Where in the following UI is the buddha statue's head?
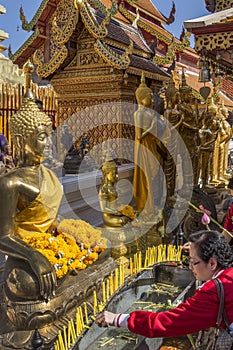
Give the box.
[165,78,178,106]
[101,155,118,185]
[10,60,52,164]
[208,97,218,117]
[219,101,229,119]
[179,68,192,101]
[135,72,153,107]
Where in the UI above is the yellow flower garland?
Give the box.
[23,219,107,279]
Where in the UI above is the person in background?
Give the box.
[95,230,233,343]
[0,133,8,161]
[222,176,233,244]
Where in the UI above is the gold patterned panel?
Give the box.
[33,0,79,77]
[216,0,233,11]
[58,98,134,163]
[195,31,233,52]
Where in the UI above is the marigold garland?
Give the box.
[23,219,107,279]
[117,204,137,219]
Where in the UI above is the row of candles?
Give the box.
[54,244,183,350]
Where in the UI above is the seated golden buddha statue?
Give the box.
[99,152,134,227]
[0,62,111,344]
[0,85,60,302]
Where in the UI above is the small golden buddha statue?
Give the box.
[99,154,131,227]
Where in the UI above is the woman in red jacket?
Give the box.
[222,176,233,244]
[95,230,233,340]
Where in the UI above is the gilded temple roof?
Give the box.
[122,0,167,24]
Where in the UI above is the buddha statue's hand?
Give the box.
[30,250,57,300]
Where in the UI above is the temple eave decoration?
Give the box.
[94,39,133,70]
[33,0,79,78]
[118,4,191,66]
[20,0,53,32]
[75,0,112,39]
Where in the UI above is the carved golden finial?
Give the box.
[20,5,30,31]
[140,71,146,85]
[8,45,13,61]
[132,7,140,28]
[125,39,133,56]
[23,59,34,98]
[74,0,84,10]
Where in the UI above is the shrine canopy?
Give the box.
[184,3,233,76]
[8,0,192,82]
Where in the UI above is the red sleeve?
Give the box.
[127,280,219,338]
[224,205,233,232]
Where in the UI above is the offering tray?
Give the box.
[76,263,195,350]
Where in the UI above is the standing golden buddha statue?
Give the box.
[219,102,232,180]
[209,98,221,184]
[211,101,231,184]
[178,70,199,188]
[164,77,182,201]
[133,73,163,222]
[199,100,219,188]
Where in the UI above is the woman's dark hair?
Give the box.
[189,230,233,269]
[228,177,233,190]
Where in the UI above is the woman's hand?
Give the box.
[95,311,117,327]
[182,241,190,253]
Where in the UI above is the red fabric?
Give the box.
[224,204,233,233]
[127,268,233,338]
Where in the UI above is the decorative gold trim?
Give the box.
[216,0,233,11]
[153,47,175,66]
[127,66,170,81]
[33,0,79,77]
[74,0,112,39]
[94,39,133,69]
[105,38,150,58]
[195,31,233,52]
[88,0,118,16]
[119,4,190,53]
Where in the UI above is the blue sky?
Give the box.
[0,0,209,55]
